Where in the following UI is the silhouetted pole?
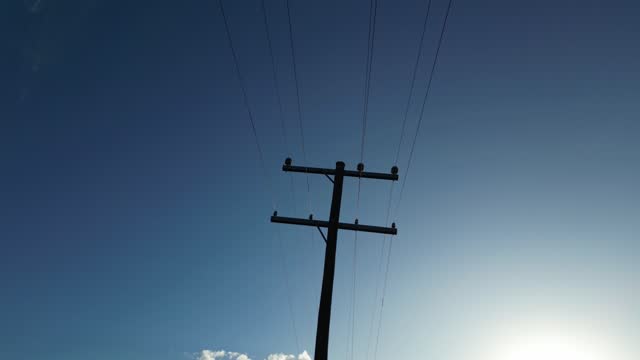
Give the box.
[314,161,344,360]
[271,158,398,360]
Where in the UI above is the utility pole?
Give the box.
[271,158,398,360]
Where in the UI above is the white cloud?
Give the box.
[197,349,310,360]
[196,350,251,360]
[266,353,294,360]
[265,352,310,360]
[198,350,227,360]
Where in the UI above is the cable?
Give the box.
[284,2,323,337]
[285,0,312,215]
[394,0,433,165]
[219,0,300,353]
[218,0,274,210]
[366,4,433,355]
[355,2,379,357]
[351,0,380,350]
[276,226,302,354]
[261,0,290,157]
[261,0,302,231]
[359,0,379,163]
[395,0,453,215]
[373,3,454,359]
[349,193,361,360]
[371,185,396,360]
[345,229,358,360]
[346,177,363,360]
[364,1,434,356]
[365,182,394,359]
[371,233,393,360]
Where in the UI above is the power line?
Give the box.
[276,226,302,354]
[219,0,301,353]
[285,0,312,214]
[260,2,305,353]
[344,228,358,360]
[218,0,274,209]
[261,0,290,157]
[365,182,394,360]
[345,179,363,360]
[372,2,454,360]
[394,0,433,165]
[371,185,396,360]
[367,1,435,356]
[282,4,325,355]
[371,233,394,360]
[395,0,454,215]
[359,0,379,163]
[261,0,306,237]
[346,178,363,360]
[352,1,379,352]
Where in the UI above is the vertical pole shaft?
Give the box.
[314,161,345,360]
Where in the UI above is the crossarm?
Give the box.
[271,215,397,235]
[282,164,398,181]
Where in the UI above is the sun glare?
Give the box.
[490,326,617,360]
[499,334,597,360]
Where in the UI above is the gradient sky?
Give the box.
[2,1,639,360]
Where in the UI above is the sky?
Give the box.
[2,0,639,359]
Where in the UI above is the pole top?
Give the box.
[336,161,345,169]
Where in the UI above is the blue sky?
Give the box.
[2,0,639,359]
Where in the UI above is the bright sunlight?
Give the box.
[494,329,615,360]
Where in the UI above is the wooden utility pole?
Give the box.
[271,158,398,360]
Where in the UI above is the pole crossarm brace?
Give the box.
[272,215,397,235]
[316,227,328,243]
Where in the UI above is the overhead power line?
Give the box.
[261,0,290,156]
[359,0,379,163]
[258,0,303,354]
[365,182,394,360]
[218,0,273,209]
[261,0,302,228]
[351,1,379,359]
[219,0,301,353]
[374,2,454,360]
[395,0,454,215]
[285,0,312,214]
[394,0,433,165]
[367,2,435,357]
